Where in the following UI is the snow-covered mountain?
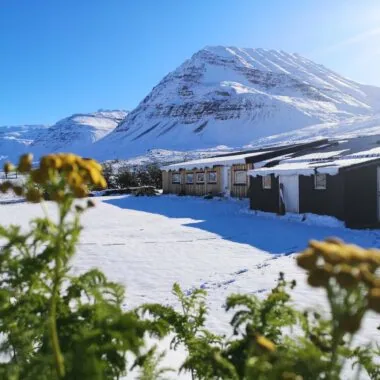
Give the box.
[32,110,127,155]
[248,114,380,149]
[0,111,127,164]
[0,124,49,163]
[2,46,380,166]
[93,46,380,160]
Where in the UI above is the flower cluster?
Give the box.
[297,238,380,332]
[255,334,276,353]
[1,153,107,203]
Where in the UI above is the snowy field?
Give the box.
[1,194,380,378]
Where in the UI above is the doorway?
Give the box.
[279,175,299,213]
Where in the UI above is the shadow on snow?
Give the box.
[103,195,380,254]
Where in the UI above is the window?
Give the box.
[262,175,272,189]
[196,172,205,183]
[186,173,194,184]
[207,171,217,184]
[172,173,181,184]
[234,170,246,184]
[314,173,327,190]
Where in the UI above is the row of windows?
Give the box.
[172,170,248,185]
[172,172,217,184]
[261,174,327,190]
[173,172,327,189]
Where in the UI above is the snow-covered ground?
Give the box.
[0,195,379,378]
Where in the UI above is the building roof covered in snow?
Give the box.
[162,151,271,170]
[249,137,380,177]
[162,139,329,171]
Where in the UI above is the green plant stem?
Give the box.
[326,284,344,380]
[48,202,69,379]
[50,256,64,378]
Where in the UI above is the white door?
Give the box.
[279,175,299,213]
[377,167,380,221]
[222,166,231,196]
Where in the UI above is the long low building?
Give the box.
[161,140,328,198]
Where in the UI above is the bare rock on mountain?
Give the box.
[93,46,380,160]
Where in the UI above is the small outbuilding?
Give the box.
[248,139,380,227]
[162,151,264,198]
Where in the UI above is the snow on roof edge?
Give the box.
[162,151,269,171]
[248,165,340,178]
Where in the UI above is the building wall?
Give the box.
[249,166,380,228]
[162,171,170,194]
[230,164,253,198]
[343,165,378,227]
[162,167,223,196]
[249,174,280,213]
[162,164,255,198]
[299,174,345,221]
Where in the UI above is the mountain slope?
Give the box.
[0,124,49,164]
[248,113,380,149]
[31,110,127,155]
[0,111,127,165]
[93,46,380,160]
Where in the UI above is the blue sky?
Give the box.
[1,0,380,125]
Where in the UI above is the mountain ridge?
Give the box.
[1,46,380,165]
[0,110,127,164]
[92,46,380,160]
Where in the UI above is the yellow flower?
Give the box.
[325,237,344,246]
[50,190,65,203]
[67,172,82,188]
[18,154,33,173]
[87,167,101,185]
[255,335,276,353]
[365,249,380,267]
[345,245,370,265]
[359,265,380,288]
[322,246,348,264]
[73,184,88,198]
[31,168,50,185]
[296,249,318,270]
[309,240,347,264]
[61,162,77,172]
[307,265,332,288]
[25,153,104,200]
[41,154,64,170]
[98,176,107,189]
[50,156,62,169]
[335,265,359,288]
[61,153,78,165]
[82,158,102,172]
[25,188,42,203]
[3,162,14,174]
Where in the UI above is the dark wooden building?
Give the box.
[248,140,380,228]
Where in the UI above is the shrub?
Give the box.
[145,164,162,189]
[114,168,140,188]
[113,164,162,190]
[0,154,167,379]
[101,162,115,188]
